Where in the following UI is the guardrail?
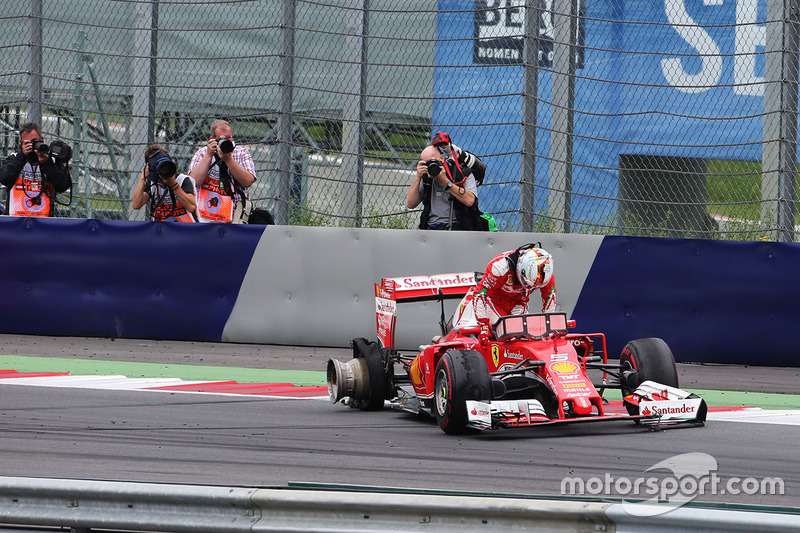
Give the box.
[0,477,797,533]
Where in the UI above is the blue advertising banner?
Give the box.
[434,1,770,227]
[473,0,585,67]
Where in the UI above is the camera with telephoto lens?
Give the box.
[425,158,442,177]
[216,136,234,154]
[48,140,72,162]
[32,138,49,155]
[146,151,177,185]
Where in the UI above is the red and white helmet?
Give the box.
[517,248,553,289]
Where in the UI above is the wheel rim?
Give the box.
[620,359,636,396]
[434,369,449,417]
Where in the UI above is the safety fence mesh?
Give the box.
[1,0,798,241]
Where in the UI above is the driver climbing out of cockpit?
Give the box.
[452,244,557,330]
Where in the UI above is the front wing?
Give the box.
[465,380,707,431]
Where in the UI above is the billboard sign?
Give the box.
[473,0,585,67]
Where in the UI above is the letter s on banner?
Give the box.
[660,0,722,94]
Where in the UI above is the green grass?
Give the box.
[706,159,800,223]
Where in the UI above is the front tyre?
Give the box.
[620,337,679,414]
[433,350,491,435]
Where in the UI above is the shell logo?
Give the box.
[550,361,579,374]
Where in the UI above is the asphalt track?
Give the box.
[1,334,799,510]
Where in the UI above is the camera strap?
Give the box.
[149,183,178,220]
[436,146,466,186]
[52,158,73,207]
[210,155,240,199]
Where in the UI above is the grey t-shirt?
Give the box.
[421,173,478,228]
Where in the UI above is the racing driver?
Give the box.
[452,244,557,329]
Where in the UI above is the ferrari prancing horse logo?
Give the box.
[491,345,500,367]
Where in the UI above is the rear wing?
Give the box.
[375,272,479,349]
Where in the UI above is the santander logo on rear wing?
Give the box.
[375,272,478,349]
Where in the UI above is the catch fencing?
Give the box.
[2,0,799,241]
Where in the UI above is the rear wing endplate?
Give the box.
[375,272,478,349]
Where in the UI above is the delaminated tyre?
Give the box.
[351,337,389,411]
[433,349,492,435]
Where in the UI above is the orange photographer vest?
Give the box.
[196,175,234,223]
[8,172,54,217]
[149,175,197,223]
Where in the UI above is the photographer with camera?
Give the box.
[405,131,486,230]
[0,122,72,217]
[132,145,197,223]
[188,119,256,224]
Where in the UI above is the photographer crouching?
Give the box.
[132,145,197,223]
[0,122,72,217]
[405,131,486,230]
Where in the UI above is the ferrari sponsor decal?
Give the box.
[375,297,396,314]
[409,358,424,390]
[558,376,588,383]
[376,279,396,298]
[639,399,704,421]
[466,400,492,428]
[550,361,579,374]
[505,350,525,360]
[491,345,500,367]
[562,382,589,389]
[566,391,592,399]
[392,273,475,291]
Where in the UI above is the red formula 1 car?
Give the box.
[327,272,707,434]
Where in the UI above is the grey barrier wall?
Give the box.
[3,218,798,364]
[221,226,604,350]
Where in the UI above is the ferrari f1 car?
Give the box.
[327,272,707,434]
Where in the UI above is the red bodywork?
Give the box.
[375,273,610,420]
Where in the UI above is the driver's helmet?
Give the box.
[516,248,553,289]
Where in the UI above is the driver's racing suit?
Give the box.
[452,250,557,328]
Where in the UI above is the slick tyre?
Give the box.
[620,337,679,414]
[433,349,492,435]
[352,337,388,411]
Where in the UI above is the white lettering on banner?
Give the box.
[473,0,583,67]
[476,46,521,61]
[662,0,765,96]
[734,0,765,96]
[476,0,525,41]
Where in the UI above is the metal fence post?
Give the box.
[549,0,577,234]
[763,0,799,242]
[275,0,296,226]
[130,2,156,220]
[520,0,540,233]
[27,0,43,125]
[341,0,368,227]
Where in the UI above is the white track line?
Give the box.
[707,409,800,426]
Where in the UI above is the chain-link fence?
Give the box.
[1,1,798,241]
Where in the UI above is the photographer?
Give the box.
[188,119,256,223]
[132,145,197,223]
[0,122,72,217]
[405,132,485,230]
